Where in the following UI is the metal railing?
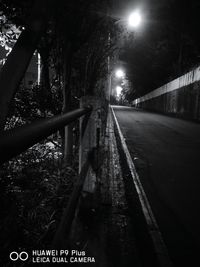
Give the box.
[0,104,96,249]
[0,1,96,250]
[0,106,92,165]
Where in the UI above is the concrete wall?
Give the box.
[132,66,200,121]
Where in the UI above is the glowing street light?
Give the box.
[107,9,142,103]
[115,69,125,79]
[116,86,123,97]
[109,68,125,102]
[128,10,142,28]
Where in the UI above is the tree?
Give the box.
[119,0,200,101]
[0,0,55,130]
[0,1,116,259]
[0,0,114,162]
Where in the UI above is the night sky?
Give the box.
[1,0,200,97]
[113,0,200,97]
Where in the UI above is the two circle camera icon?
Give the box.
[9,251,29,261]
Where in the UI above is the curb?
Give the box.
[111,106,173,267]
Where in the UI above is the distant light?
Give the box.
[128,10,141,28]
[37,52,41,86]
[116,86,123,96]
[115,69,125,78]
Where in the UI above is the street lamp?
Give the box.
[115,69,125,79]
[107,9,142,102]
[128,10,142,28]
[109,68,125,102]
[116,86,123,97]
[112,9,142,29]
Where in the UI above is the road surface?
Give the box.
[113,106,200,267]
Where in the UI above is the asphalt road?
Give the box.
[113,105,200,267]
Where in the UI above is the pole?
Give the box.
[109,73,112,103]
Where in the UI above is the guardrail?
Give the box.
[52,97,105,248]
[0,104,96,251]
[0,106,92,165]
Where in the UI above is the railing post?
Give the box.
[79,96,102,199]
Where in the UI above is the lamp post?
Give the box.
[109,68,125,103]
[108,9,142,100]
[107,9,142,103]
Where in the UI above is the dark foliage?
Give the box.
[119,0,200,99]
[0,1,113,263]
[0,149,78,263]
